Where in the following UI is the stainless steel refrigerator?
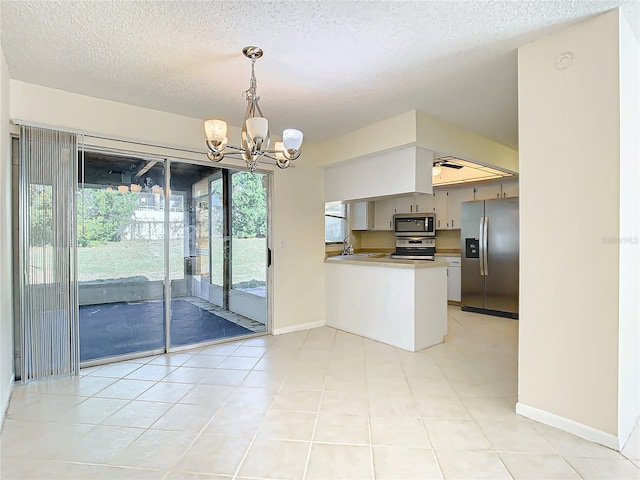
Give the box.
[460,197,519,318]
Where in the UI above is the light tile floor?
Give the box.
[1,308,639,479]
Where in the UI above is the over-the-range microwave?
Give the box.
[393,213,436,237]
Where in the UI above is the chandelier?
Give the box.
[204,46,303,171]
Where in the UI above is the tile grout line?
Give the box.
[231,331,310,479]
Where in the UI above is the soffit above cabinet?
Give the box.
[324,146,433,202]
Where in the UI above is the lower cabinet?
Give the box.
[443,256,461,302]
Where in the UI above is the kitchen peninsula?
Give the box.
[325,255,448,352]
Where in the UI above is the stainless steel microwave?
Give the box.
[393,213,436,237]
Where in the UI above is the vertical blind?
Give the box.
[19,126,79,381]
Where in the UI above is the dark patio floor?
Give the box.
[79,299,252,362]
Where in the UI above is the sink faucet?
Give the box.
[342,234,356,255]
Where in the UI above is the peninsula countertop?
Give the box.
[325,254,449,269]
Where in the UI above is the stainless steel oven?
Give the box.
[393,213,436,237]
[391,237,436,260]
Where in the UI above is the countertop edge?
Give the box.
[325,256,449,268]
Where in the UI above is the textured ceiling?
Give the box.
[1,0,637,149]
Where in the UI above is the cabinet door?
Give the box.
[474,184,502,200]
[393,195,415,214]
[373,198,394,230]
[434,191,448,229]
[447,187,475,230]
[415,193,435,214]
[447,265,461,302]
[501,181,519,198]
[350,201,373,230]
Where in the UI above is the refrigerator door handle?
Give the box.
[483,216,489,276]
[479,218,485,276]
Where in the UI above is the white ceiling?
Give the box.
[1,1,637,149]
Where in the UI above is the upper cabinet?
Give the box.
[446,187,475,229]
[369,180,518,232]
[391,194,434,214]
[474,180,519,200]
[414,194,434,214]
[373,198,394,230]
[393,195,416,214]
[434,191,448,230]
[501,181,519,198]
[350,201,374,230]
[474,183,502,200]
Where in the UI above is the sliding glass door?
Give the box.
[168,164,267,348]
[77,153,166,362]
[229,171,268,327]
[77,151,269,364]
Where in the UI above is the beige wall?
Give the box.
[357,230,396,250]
[315,109,519,177]
[9,81,326,335]
[312,111,417,167]
[434,230,461,251]
[0,43,13,426]
[416,111,519,173]
[518,8,638,447]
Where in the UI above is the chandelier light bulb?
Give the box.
[432,165,442,176]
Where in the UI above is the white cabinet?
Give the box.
[434,191,448,229]
[415,193,434,214]
[446,187,475,230]
[473,181,519,200]
[350,201,374,230]
[443,256,461,302]
[474,184,502,200]
[373,198,394,230]
[501,181,519,198]
[393,195,416,214]
[392,194,435,214]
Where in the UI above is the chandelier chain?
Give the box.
[245,58,258,99]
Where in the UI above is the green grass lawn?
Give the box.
[76,238,266,286]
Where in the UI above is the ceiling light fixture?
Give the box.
[433,158,465,176]
[204,46,303,171]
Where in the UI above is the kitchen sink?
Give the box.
[351,252,387,258]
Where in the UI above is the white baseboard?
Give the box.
[273,320,326,335]
[516,402,621,450]
[0,373,15,431]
